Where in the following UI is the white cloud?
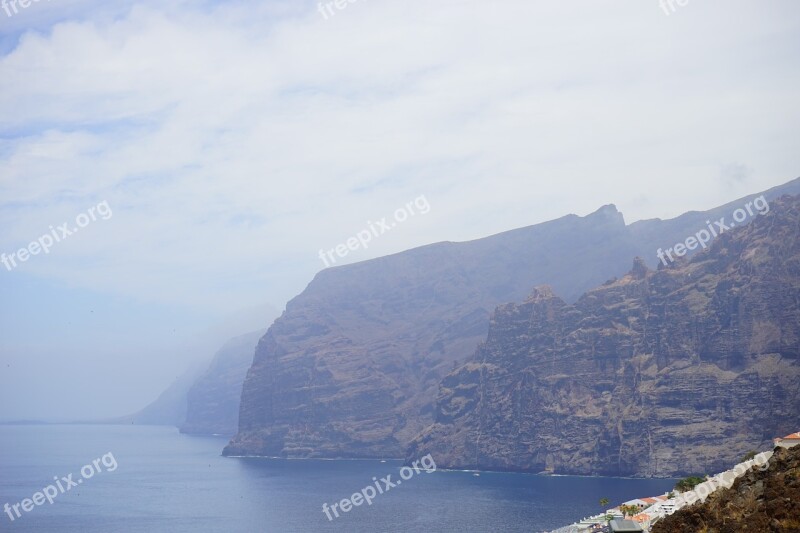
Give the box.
[1,0,799,314]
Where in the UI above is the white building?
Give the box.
[774,431,800,449]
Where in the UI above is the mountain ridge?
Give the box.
[225,178,800,462]
[409,194,800,476]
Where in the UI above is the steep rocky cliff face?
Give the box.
[225,205,643,457]
[180,330,265,437]
[652,445,800,532]
[408,195,800,476]
[225,179,800,460]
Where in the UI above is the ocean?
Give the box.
[0,425,676,532]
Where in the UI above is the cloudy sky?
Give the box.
[1,0,798,420]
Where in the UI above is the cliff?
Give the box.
[225,204,641,457]
[225,179,800,459]
[408,195,800,476]
[180,330,265,436]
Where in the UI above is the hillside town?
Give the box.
[549,432,800,533]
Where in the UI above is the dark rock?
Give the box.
[226,179,800,460]
[409,195,800,477]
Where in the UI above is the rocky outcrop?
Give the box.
[225,204,642,457]
[652,444,800,532]
[408,195,800,477]
[180,330,265,437]
[113,330,266,433]
[225,179,800,460]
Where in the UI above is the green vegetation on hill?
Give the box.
[674,476,706,493]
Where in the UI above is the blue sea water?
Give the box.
[0,425,676,532]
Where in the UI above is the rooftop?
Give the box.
[609,519,644,532]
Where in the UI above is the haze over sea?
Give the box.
[0,425,676,532]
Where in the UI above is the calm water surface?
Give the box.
[0,425,676,532]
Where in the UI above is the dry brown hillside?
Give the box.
[652,445,800,533]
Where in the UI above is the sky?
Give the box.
[0,0,798,421]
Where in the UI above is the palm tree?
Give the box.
[600,498,612,526]
[620,504,639,518]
